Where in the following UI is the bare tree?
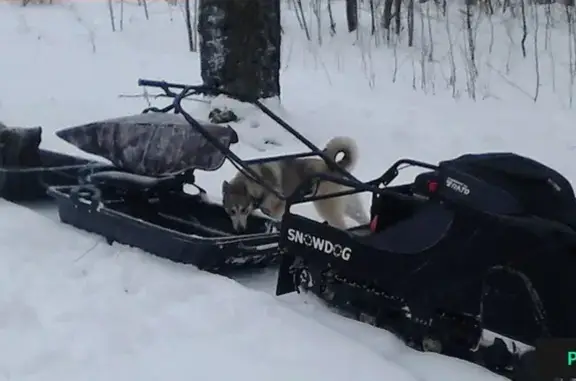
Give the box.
[22,0,53,6]
[198,0,282,101]
[294,0,311,40]
[567,5,575,106]
[407,0,415,46]
[312,0,323,44]
[464,1,478,99]
[185,0,195,51]
[346,0,359,32]
[394,0,402,35]
[445,4,457,97]
[119,0,124,31]
[141,0,149,20]
[532,4,540,102]
[520,0,528,57]
[369,0,376,36]
[107,0,116,32]
[383,0,393,39]
[327,0,337,36]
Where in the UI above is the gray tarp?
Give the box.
[56,113,238,176]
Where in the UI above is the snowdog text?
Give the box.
[286,228,352,261]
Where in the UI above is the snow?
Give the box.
[0,0,574,380]
[0,202,414,381]
[0,201,504,381]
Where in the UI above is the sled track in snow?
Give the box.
[13,200,507,381]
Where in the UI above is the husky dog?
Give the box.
[222,136,370,232]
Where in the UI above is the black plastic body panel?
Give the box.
[48,185,280,273]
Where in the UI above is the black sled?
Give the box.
[46,79,350,274]
[274,153,576,380]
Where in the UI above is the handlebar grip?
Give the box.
[138,79,190,90]
[137,79,167,88]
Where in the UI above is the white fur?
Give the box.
[222,136,369,231]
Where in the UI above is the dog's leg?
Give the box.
[267,200,286,220]
[314,197,349,230]
[345,193,370,225]
[260,197,285,220]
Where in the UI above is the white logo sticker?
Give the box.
[445,177,470,195]
[286,228,352,261]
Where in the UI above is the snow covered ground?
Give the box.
[1,0,575,380]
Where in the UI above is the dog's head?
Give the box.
[222,180,256,232]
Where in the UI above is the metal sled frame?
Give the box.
[137,79,385,202]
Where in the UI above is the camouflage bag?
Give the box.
[56,113,238,177]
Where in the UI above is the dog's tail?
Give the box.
[323,136,359,171]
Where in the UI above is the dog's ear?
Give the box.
[222,180,229,193]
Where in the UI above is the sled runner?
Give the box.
[274,152,576,380]
[0,125,111,202]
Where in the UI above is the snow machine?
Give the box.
[274,153,576,380]
[45,79,325,273]
[0,125,111,202]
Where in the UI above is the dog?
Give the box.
[222,136,370,232]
